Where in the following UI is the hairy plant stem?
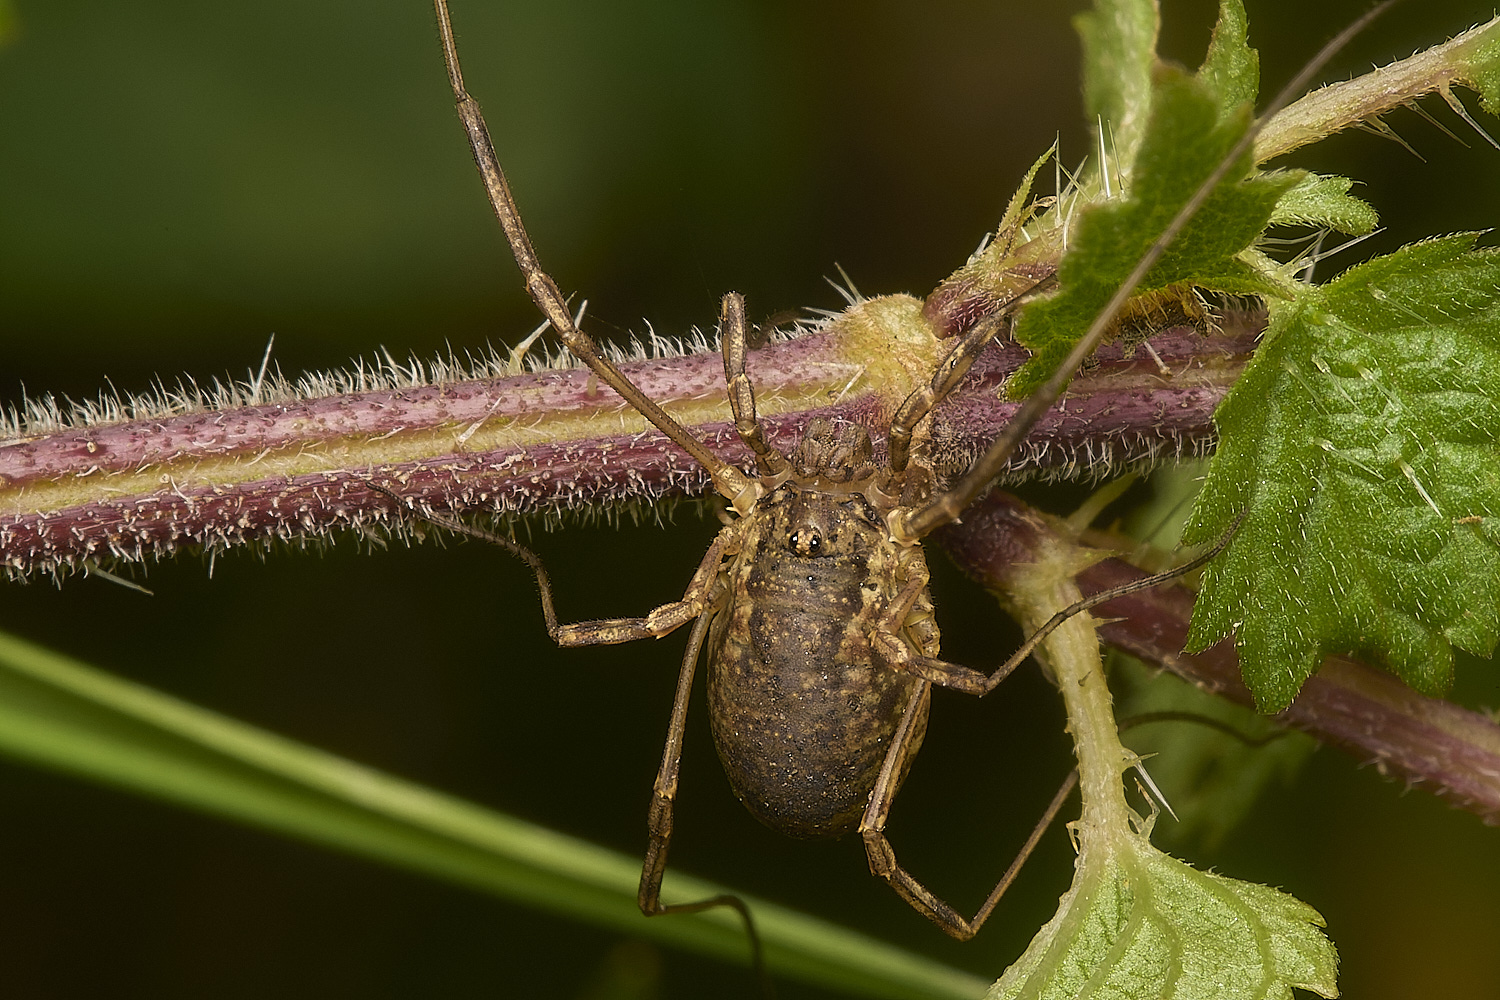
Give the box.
[1256,17,1500,161]
[940,492,1500,826]
[0,308,1260,580]
[990,507,1140,866]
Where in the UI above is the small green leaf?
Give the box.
[1185,234,1500,710]
[1199,0,1258,120]
[1008,70,1294,396]
[1075,0,1160,170]
[1268,172,1379,235]
[1462,20,1500,116]
[996,142,1060,241]
[986,849,1338,1000]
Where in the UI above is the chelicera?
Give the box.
[417,0,1207,949]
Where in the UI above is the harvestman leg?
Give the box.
[886,310,1009,478]
[546,524,741,647]
[719,292,787,477]
[843,567,1077,939]
[852,523,1246,934]
[867,569,1029,696]
[372,481,745,649]
[870,518,1248,698]
[519,516,766,967]
[859,682,1079,939]
[367,505,767,966]
[431,0,758,512]
[428,6,775,979]
[634,600,770,985]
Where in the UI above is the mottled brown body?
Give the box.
[709,486,935,838]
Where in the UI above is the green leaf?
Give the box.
[1199,0,1258,121]
[986,848,1338,1000]
[1075,0,1160,170]
[1185,234,1500,710]
[996,142,1060,242]
[1464,19,1500,116]
[1008,70,1295,396]
[1267,171,1378,235]
[0,628,986,1000]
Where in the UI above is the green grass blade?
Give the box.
[0,628,986,1000]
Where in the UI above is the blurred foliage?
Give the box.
[2,1,1499,998]
[1115,653,1318,852]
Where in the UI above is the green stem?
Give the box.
[1000,530,1138,866]
[1257,15,1500,161]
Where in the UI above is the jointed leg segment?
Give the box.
[368,481,743,648]
[635,606,768,983]
[886,311,1009,479]
[720,292,787,478]
[431,0,755,507]
[370,481,763,964]
[550,523,740,647]
[858,684,1079,940]
[872,515,1246,697]
[869,569,1025,696]
[852,517,1248,936]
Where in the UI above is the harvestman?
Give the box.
[397,0,1297,958]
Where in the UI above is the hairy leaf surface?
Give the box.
[986,847,1338,1000]
[1198,0,1257,121]
[1075,0,1159,170]
[1268,172,1378,235]
[1186,234,1500,710]
[1008,68,1293,396]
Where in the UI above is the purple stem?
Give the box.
[940,492,1500,826]
[2,312,1259,579]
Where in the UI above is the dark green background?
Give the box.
[3,1,1499,997]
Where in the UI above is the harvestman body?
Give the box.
[414,0,1241,950]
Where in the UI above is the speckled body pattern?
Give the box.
[708,484,937,839]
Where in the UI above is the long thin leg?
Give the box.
[1118,710,1293,748]
[977,511,1246,684]
[894,3,1397,544]
[638,606,767,985]
[367,480,742,647]
[547,524,738,647]
[858,685,1080,939]
[430,0,758,512]
[369,482,767,982]
[871,514,1245,696]
[719,292,787,477]
[886,310,1008,478]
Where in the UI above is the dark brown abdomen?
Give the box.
[707,564,928,839]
